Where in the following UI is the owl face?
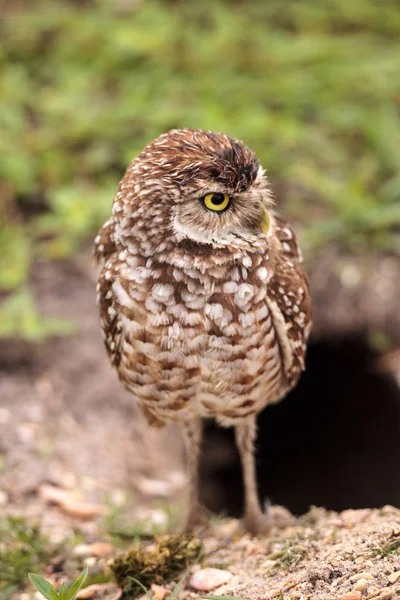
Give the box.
[116,129,273,253]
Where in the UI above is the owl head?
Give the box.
[114,129,273,255]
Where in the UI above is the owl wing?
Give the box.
[96,258,125,368]
[94,217,117,265]
[266,213,312,389]
[94,217,127,370]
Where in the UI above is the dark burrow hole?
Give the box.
[199,337,400,517]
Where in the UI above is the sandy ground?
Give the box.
[8,505,400,600]
[0,256,187,553]
[1,253,400,599]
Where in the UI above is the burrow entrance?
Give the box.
[199,337,400,516]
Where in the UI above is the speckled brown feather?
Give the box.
[95,129,312,429]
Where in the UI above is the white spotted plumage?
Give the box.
[94,128,312,533]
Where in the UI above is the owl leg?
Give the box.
[235,416,270,536]
[181,418,208,532]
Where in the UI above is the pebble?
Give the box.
[76,584,107,599]
[341,593,362,600]
[387,571,400,583]
[353,578,369,591]
[73,542,116,557]
[151,584,168,600]
[0,407,11,424]
[351,572,374,582]
[189,568,232,591]
[39,484,105,519]
[76,583,121,599]
[135,475,176,497]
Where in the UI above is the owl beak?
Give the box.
[260,207,270,235]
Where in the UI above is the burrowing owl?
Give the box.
[94,129,312,535]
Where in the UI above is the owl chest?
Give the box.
[115,266,286,420]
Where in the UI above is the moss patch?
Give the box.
[110,533,203,598]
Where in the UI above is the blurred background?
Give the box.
[1,0,400,530]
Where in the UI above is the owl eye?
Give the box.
[202,192,231,212]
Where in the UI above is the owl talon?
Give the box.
[183,504,209,533]
[242,513,271,536]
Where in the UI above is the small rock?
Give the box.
[76,584,105,599]
[351,573,374,582]
[40,484,78,504]
[135,476,175,497]
[73,542,116,557]
[353,578,369,591]
[388,571,400,583]
[376,593,394,600]
[151,584,168,600]
[341,593,362,600]
[73,544,92,557]
[39,484,105,519]
[0,407,11,424]
[58,498,105,519]
[189,568,232,592]
[76,583,121,599]
[91,541,116,556]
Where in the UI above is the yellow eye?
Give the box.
[202,192,230,212]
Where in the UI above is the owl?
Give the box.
[94,129,312,535]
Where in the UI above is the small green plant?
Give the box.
[28,564,88,600]
[0,516,54,596]
[266,533,313,575]
[268,545,308,569]
[368,532,400,557]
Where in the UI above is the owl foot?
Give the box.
[241,511,271,537]
[183,504,209,533]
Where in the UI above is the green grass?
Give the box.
[0,516,54,598]
[368,531,400,557]
[1,0,400,337]
[101,496,182,545]
[266,531,316,575]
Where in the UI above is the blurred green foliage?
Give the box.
[1,0,400,337]
[0,515,53,597]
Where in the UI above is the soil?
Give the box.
[0,253,186,532]
[1,250,400,600]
